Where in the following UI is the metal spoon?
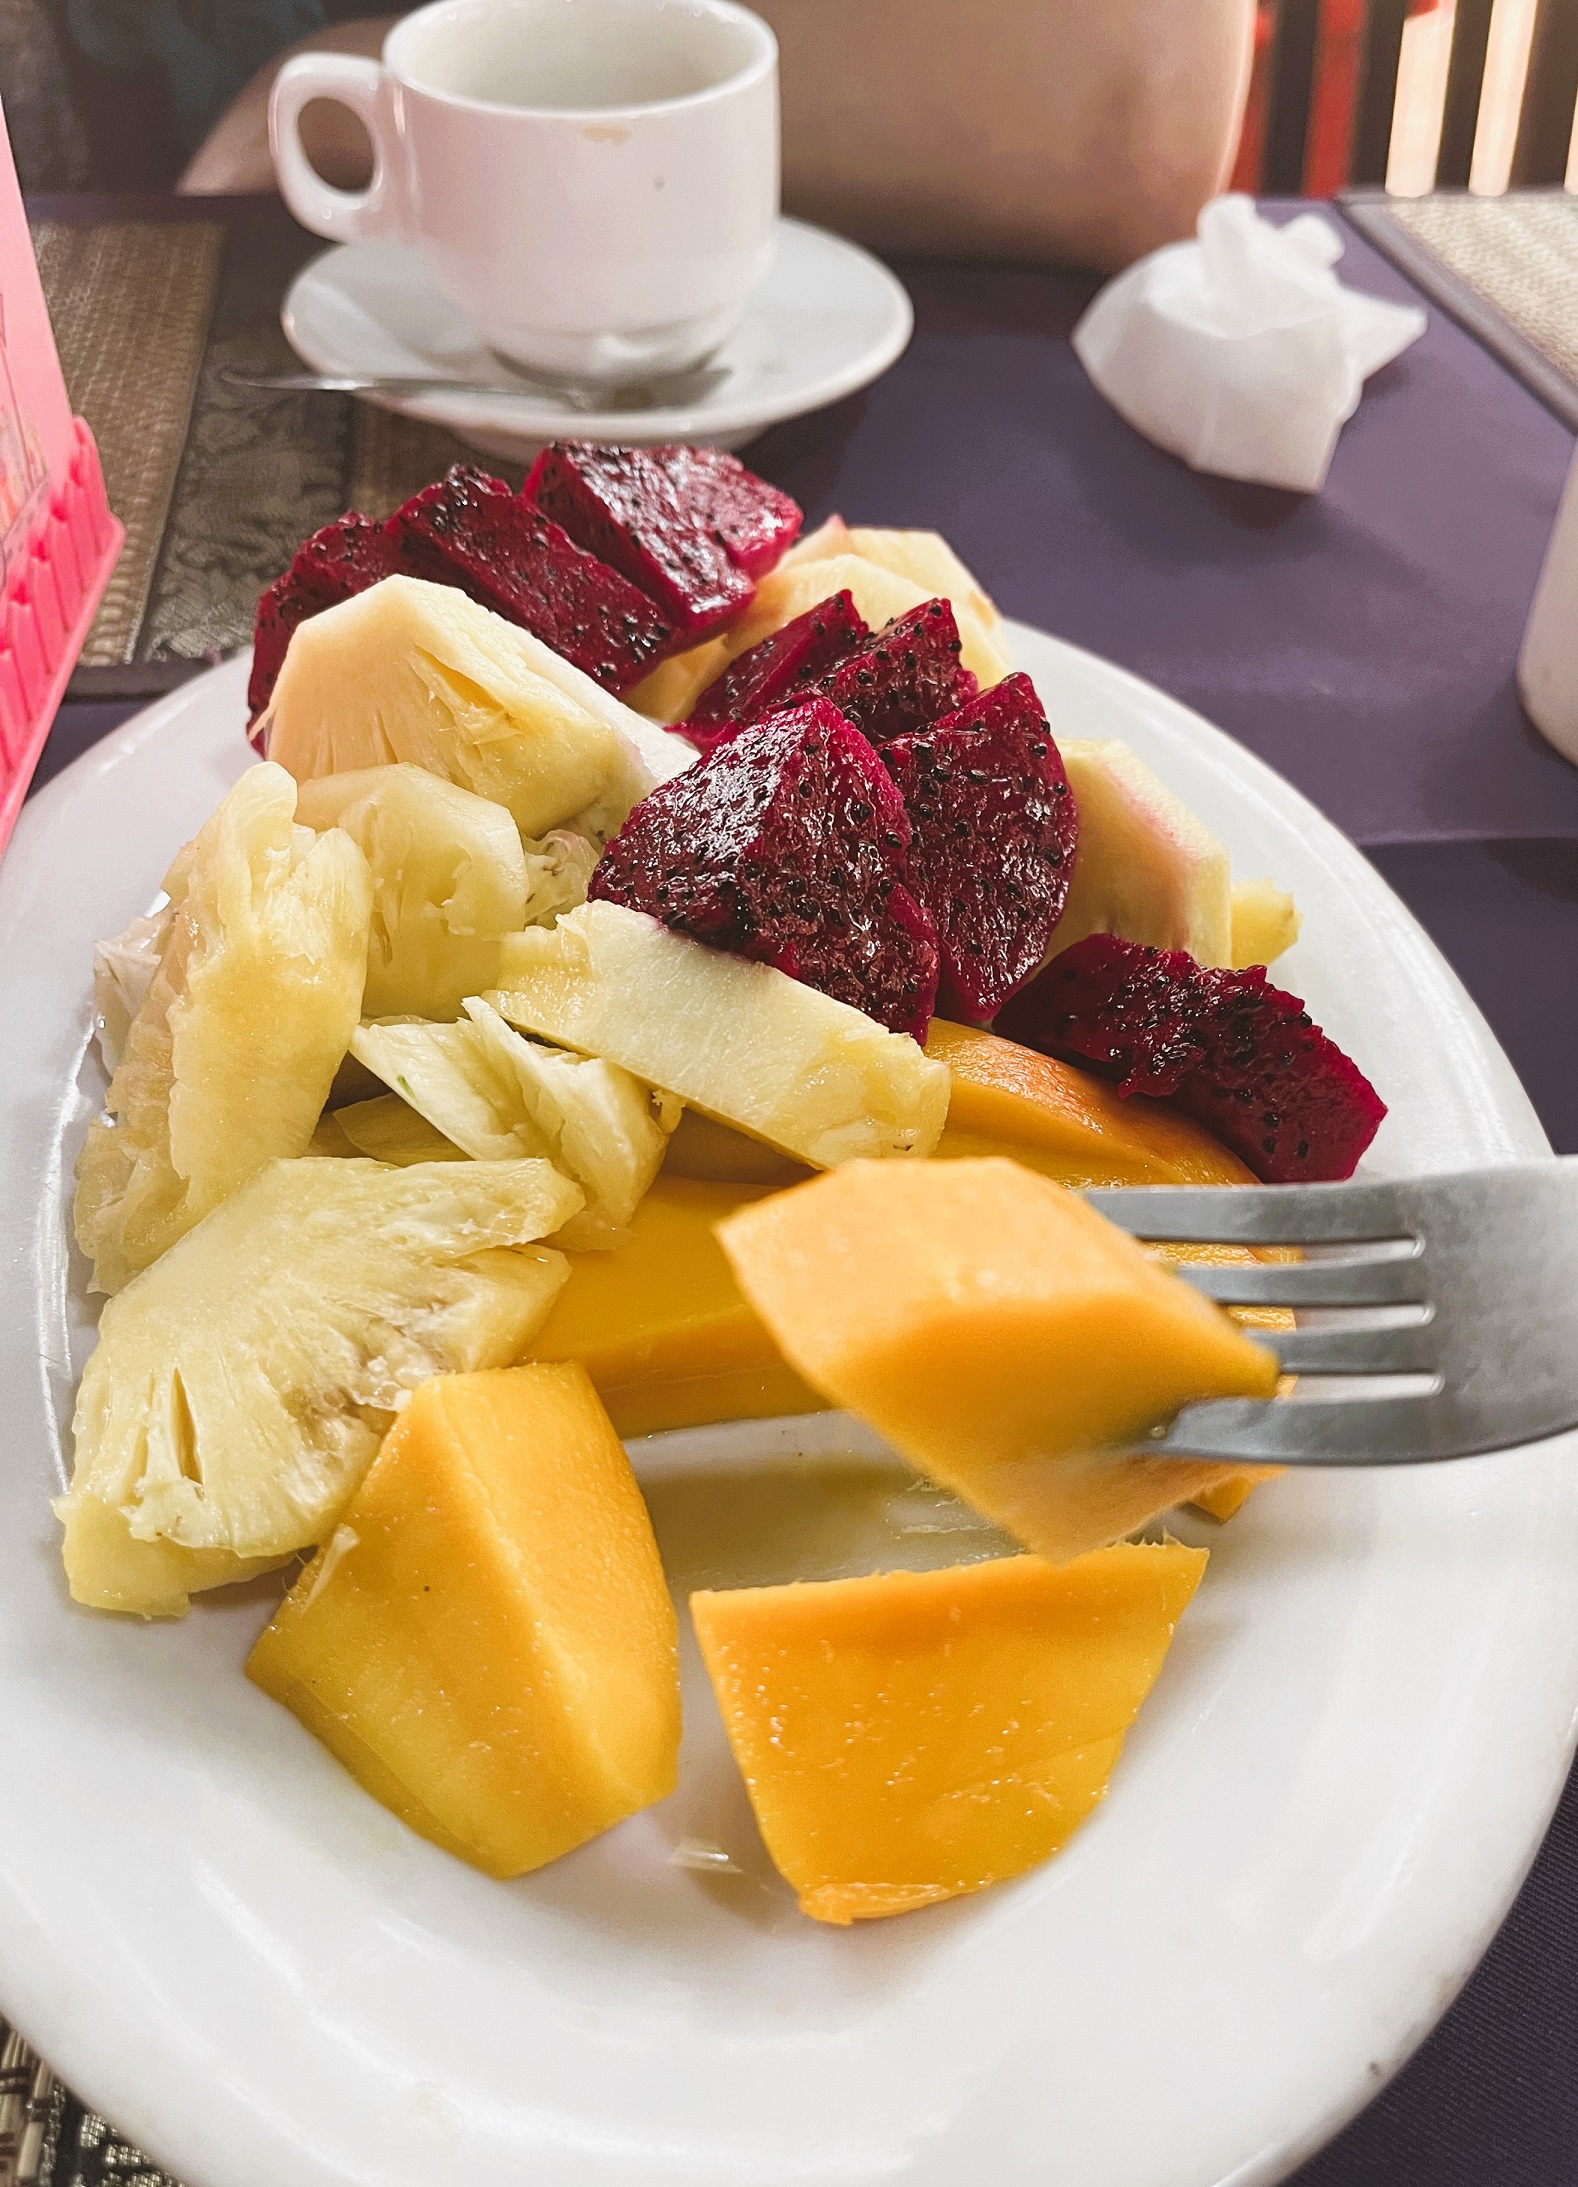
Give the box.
[218,361,731,414]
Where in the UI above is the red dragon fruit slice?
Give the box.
[589,696,939,1039]
[389,465,673,693]
[882,672,1078,1023]
[524,442,753,640]
[684,589,870,750]
[996,933,1386,1183]
[820,598,975,745]
[997,931,1209,1097]
[650,445,802,577]
[248,512,398,727]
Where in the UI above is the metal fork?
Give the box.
[1086,1163,1578,1466]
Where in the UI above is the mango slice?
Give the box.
[927,1020,1258,1187]
[247,1364,679,1878]
[717,1158,1279,1564]
[526,1176,826,1438]
[692,1542,1207,1923]
[932,1026,1284,1520]
[1189,1473,1261,1522]
[662,1108,812,1187]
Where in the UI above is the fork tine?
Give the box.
[1264,1321,1437,1374]
[1171,1256,1428,1308]
[1151,1393,1453,1465]
[1085,1180,1412,1246]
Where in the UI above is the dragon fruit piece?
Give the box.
[651,445,803,577]
[820,598,974,745]
[590,696,939,1039]
[524,442,753,640]
[1179,967,1388,1185]
[996,932,1210,1096]
[882,672,1078,1023]
[997,933,1386,1183]
[248,512,398,725]
[685,589,870,749]
[389,464,673,693]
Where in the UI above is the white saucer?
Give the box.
[282,217,914,461]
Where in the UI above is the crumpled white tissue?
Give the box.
[1072,194,1427,493]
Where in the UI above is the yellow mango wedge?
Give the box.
[717,1158,1279,1564]
[527,1177,825,1438]
[247,1364,680,1878]
[927,1019,1259,1187]
[662,1108,812,1188]
[931,1024,1285,1519]
[693,1542,1207,1923]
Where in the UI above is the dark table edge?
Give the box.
[1338,187,1578,435]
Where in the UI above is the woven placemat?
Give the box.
[1342,187,1578,432]
[32,201,492,696]
[30,220,223,667]
[1,2016,180,2187]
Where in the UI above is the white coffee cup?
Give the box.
[270,0,779,383]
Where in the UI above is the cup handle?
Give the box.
[269,53,409,244]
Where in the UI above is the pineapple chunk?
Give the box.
[247,1364,680,1878]
[520,827,599,926]
[294,764,528,1020]
[778,516,1005,631]
[625,636,732,725]
[307,1108,362,1157]
[488,901,949,1170]
[92,905,173,1074]
[778,513,853,568]
[627,527,1008,722]
[1229,876,1302,969]
[352,997,677,1247]
[262,576,692,840]
[59,1155,581,1617]
[332,1093,466,1164]
[849,527,1001,632]
[844,526,1004,636]
[1055,740,1232,967]
[718,554,1011,694]
[74,765,372,1295]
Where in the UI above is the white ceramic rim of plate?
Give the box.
[280,217,915,443]
[1,624,1574,2187]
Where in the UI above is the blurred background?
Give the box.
[6,0,1578,217]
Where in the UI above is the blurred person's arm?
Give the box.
[179,16,397,194]
[181,0,1253,271]
[759,0,1254,268]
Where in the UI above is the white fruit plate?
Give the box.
[2,627,1575,2187]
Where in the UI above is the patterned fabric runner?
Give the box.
[29,199,502,698]
[2,2018,180,2187]
[30,219,223,667]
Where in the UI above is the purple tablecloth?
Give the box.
[37,204,1578,2187]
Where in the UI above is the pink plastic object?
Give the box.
[0,110,124,859]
